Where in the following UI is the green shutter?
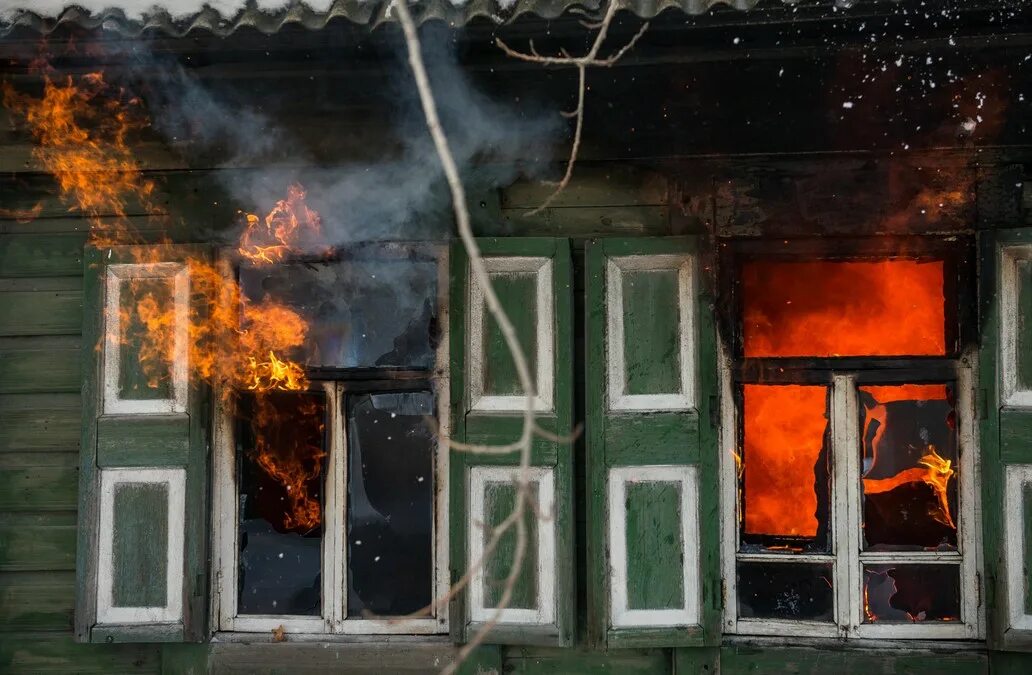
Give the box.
[76,245,210,644]
[449,238,574,646]
[983,229,1032,650]
[585,237,719,648]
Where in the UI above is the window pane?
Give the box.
[859,384,958,551]
[863,564,960,623]
[741,384,831,552]
[346,391,434,618]
[741,260,946,357]
[237,391,327,616]
[737,562,834,621]
[239,257,438,369]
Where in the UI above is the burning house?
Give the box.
[0,0,1030,673]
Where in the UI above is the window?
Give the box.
[212,245,450,634]
[719,243,983,640]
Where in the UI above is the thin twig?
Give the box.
[494,1,649,215]
[394,2,543,672]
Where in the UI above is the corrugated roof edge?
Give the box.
[0,0,808,38]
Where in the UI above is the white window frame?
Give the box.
[468,256,554,413]
[1000,244,1032,408]
[96,467,186,625]
[467,465,557,626]
[103,262,189,415]
[606,254,696,412]
[1004,464,1032,632]
[608,465,700,628]
[211,248,450,636]
[719,347,983,640]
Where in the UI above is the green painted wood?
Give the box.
[0,632,160,673]
[449,237,574,646]
[673,647,719,675]
[0,288,82,336]
[0,513,77,572]
[501,168,668,209]
[0,338,81,394]
[622,269,681,396]
[0,233,87,278]
[0,571,75,631]
[0,393,81,452]
[117,276,175,401]
[503,647,671,675]
[482,271,538,397]
[1025,483,1032,616]
[111,482,169,608]
[484,481,539,610]
[720,646,987,674]
[77,244,211,643]
[585,236,713,648]
[0,463,78,511]
[625,481,684,611]
[1003,394,1032,464]
[493,206,671,239]
[604,413,699,466]
[1017,257,1032,391]
[97,415,190,467]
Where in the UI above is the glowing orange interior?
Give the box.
[742,384,829,537]
[742,260,946,358]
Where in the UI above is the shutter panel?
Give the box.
[585,237,719,648]
[76,245,210,643]
[449,238,574,646]
[983,229,1032,649]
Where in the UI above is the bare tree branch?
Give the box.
[495,1,649,215]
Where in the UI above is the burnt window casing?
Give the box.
[213,244,449,635]
[720,238,981,640]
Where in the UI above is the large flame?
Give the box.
[4,71,328,530]
[742,260,946,358]
[742,384,829,538]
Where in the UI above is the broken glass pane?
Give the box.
[863,564,960,623]
[346,391,435,618]
[740,384,832,553]
[859,384,958,551]
[238,256,438,369]
[236,391,326,616]
[737,562,834,622]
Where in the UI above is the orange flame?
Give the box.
[4,71,329,530]
[742,260,946,358]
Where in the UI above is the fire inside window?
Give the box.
[220,250,447,631]
[725,251,980,638]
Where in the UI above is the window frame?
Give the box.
[717,239,983,641]
[210,244,450,636]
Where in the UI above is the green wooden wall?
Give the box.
[0,150,1030,673]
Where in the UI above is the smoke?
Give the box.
[128,22,559,247]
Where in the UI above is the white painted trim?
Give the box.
[734,619,840,639]
[836,373,862,640]
[606,254,696,412]
[717,340,740,634]
[468,465,556,625]
[608,465,699,628]
[1005,464,1032,631]
[1001,244,1032,408]
[103,263,189,415]
[96,467,185,625]
[468,256,554,413]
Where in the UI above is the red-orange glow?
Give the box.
[743,384,828,537]
[742,260,946,357]
[238,184,328,264]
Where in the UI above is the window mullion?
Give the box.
[831,374,862,638]
[324,381,346,632]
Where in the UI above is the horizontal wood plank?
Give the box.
[604,413,699,466]
[492,206,670,238]
[501,167,668,209]
[1001,409,1032,463]
[0,394,81,452]
[0,632,160,672]
[0,288,82,337]
[0,464,78,512]
[0,339,81,394]
[97,415,190,467]
[0,513,77,572]
[0,233,86,278]
[0,571,74,631]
